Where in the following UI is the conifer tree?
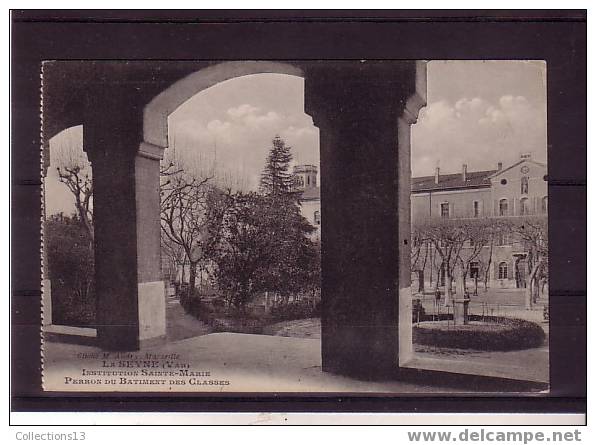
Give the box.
[259,135,296,198]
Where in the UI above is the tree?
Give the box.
[259,196,317,301]
[257,135,317,301]
[44,213,95,326]
[415,218,492,306]
[259,135,298,199]
[416,219,467,306]
[211,136,319,311]
[212,192,276,309]
[512,216,548,309]
[410,231,430,294]
[53,129,93,244]
[160,161,231,299]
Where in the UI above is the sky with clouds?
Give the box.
[411,60,546,176]
[166,73,319,191]
[45,60,546,215]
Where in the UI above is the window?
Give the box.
[499,198,509,216]
[520,197,529,215]
[473,200,480,218]
[470,262,480,279]
[498,262,509,280]
[542,196,548,213]
[498,232,510,246]
[440,202,450,219]
[521,176,529,194]
[314,210,321,225]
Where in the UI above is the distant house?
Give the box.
[411,154,547,290]
[294,154,548,291]
[293,164,321,240]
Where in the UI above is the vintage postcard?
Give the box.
[40,59,549,393]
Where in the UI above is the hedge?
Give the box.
[413,314,546,351]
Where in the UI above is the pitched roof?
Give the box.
[487,159,547,178]
[411,169,497,193]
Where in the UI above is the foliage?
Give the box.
[179,292,267,334]
[211,192,279,309]
[413,218,493,305]
[259,135,298,198]
[44,214,95,326]
[510,216,548,308]
[211,136,319,310]
[413,315,546,351]
[269,299,321,321]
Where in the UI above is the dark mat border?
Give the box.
[10,9,586,417]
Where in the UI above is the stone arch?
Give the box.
[143,61,305,148]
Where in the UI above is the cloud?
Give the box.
[412,95,546,176]
[243,110,281,128]
[226,104,260,118]
[168,103,319,190]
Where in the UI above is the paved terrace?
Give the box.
[44,333,469,394]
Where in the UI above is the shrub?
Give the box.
[413,315,546,351]
[45,215,95,327]
[269,299,320,322]
[179,290,268,334]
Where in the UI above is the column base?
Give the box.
[138,281,167,341]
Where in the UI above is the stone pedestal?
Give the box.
[304,61,426,378]
[453,298,470,325]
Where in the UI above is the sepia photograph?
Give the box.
[9,10,586,425]
[40,59,549,393]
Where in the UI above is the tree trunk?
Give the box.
[180,260,186,284]
[485,242,494,292]
[525,263,539,310]
[418,270,424,293]
[429,246,434,288]
[456,265,466,298]
[188,261,198,300]
[444,269,453,307]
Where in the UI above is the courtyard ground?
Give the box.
[264,288,549,384]
[45,289,545,391]
[43,333,463,393]
[166,293,212,341]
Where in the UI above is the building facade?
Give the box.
[293,164,321,240]
[411,154,548,291]
[295,154,547,292]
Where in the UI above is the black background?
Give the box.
[11,10,586,418]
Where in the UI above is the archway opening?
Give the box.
[43,125,96,332]
[152,69,322,350]
[408,60,549,384]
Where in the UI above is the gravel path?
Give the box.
[166,296,213,341]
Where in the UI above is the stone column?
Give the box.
[304,61,426,378]
[85,108,166,351]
